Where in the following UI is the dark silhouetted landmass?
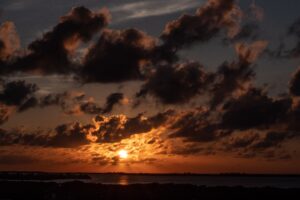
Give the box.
[0,181,299,200]
[0,172,90,180]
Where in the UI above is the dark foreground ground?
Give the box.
[0,181,299,200]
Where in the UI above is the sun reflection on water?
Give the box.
[118,175,129,185]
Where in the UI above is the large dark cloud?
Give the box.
[137,62,210,104]
[160,0,241,57]
[2,6,110,75]
[221,88,292,131]
[0,123,91,148]
[80,28,156,83]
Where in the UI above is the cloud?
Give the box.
[224,23,260,43]
[209,40,268,108]
[160,0,242,52]
[93,110,173,143]
[111,0,201,21]
[137,62,210,104]
[81,28,156,83]
[0,80,38,106]
[221,88,292,130]
[289,67,300,96]
[267,17,300,59]
[247,0,264,21]
[286,17,300,57]
[3,6,110,75]
[0,104,12,125]
[253,131,296,149]
[169,108,231,142]
[0,110,174,147]
[0,21,20,61]
[235,40,268,63]
[225,132,259,149]
[0,80,39,124]
[38,91,124,115]
[0,122,92,148]
[101,93,124,114]
[79,92,125,115]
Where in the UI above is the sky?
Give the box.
[0,0,300,173]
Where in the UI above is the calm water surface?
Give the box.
[87,174,300,188]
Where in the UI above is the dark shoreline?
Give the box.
[0,181,299,200]
[0,172,90,180]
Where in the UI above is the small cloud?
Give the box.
[111,0,201,22]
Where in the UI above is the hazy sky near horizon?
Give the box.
[1,0,300,173]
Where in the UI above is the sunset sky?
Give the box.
[1,0,300,173]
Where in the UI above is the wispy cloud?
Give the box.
[111,0,202,21]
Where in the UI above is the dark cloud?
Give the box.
[39,91,87,115]
[0,80,39,122]
[48,123,92,147]
[169,108,231,142]
[253,131,296,149]
[81,28,156,83]
[0,123,91,148]
[160,0,241,54]
[18,97,39,112]
[0,80,38,106]
[209,40,268,108]
[102,93,124,114]
[137,62,210,104]
[226,132,259,149]
[289,68,300,96]
[3,6,110,75]
[39,91,124,115]
[221,88,292,131]
[79,100,102,115]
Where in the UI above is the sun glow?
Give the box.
[118,150,128,159]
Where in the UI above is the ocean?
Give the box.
[86,174,300,188]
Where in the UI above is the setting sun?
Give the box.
[118,150,128,159]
